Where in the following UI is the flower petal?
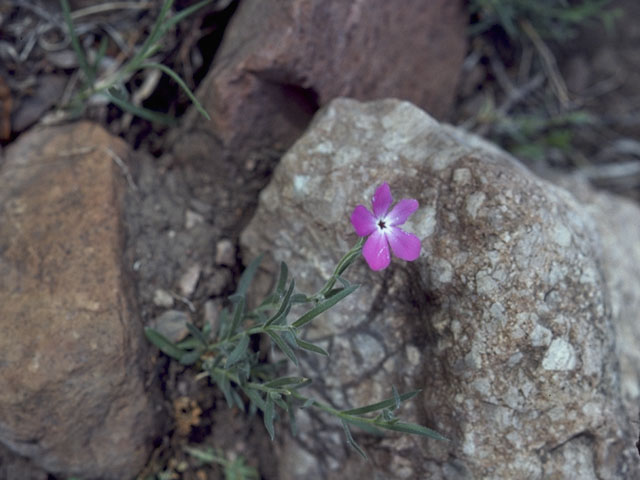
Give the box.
[362,230,391,271]
[386,227,421,261]
[371,183,392,218]
[387,198,419,226]
[350,205,377,236]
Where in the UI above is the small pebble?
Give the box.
[185,210,205,229]
[179,264,201,297]
[204,300,220,338]
[205,269,231,296]
[149,310,190,343]
[215,239,236,267]
[153,288,174,308]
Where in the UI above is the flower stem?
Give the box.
[310,237,364,302]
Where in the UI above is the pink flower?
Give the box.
[350,183,421,271]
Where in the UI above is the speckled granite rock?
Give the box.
[240,98,640,479]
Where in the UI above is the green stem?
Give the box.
[309,237,364,302]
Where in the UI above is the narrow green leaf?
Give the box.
[226,334,250,368]
[226,299,245,339]
[179,349,204,365]
[266,330,298,366]
[176,337,203,350]
[392,385,401,410]
[184,445,225,464]
[378,421,449,441]
[236,253,264,296]
[341,390,421,416]
[89,35,109,81]
[290,378,312,390]
[258,292,280,309]
[231,388,246,411]
[324,287,348,299]
[301,398,315,409]
[123,0,173,69]
[228,293,244,304]
[186,322,208,347]
[216,307,231,339]
[60,0,92,83]
[264,394,275,440]
[271,392,288,411]
[263,376,309,389]
[335,237,365,277]
[144,327,184,360]
[214,372,234,408]
[158,0,212,36]
[341,420,368,460]
[295,338,329,357]
[275,261,289,296]
[288,405,298,437]
[202,319,211,338]
[140,62,210,120]
[282,329,298,348]
[292,284,358,329]
[243,387,266,412]
[264,279,295,328]
[103,90,178,125]
[291,293,309,304]
[340,415,385,436]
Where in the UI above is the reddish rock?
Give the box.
[0,122,160,479]
[176,0,466,164]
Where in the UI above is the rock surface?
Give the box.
[0,122,160,479]
[173,0,466,178]
[241,98,640,479]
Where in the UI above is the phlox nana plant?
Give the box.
[146,183,447,459]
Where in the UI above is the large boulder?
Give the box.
[0,122,160,479]
[240,99,640,479]
[173,0,466,179]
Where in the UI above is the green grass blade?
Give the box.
[124,0,174,69]
[60,0,92,83]
[139,62,210,120]
[103,90,177,125]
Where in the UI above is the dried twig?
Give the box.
[520,19,570,107]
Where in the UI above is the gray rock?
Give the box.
[0,122,161,479]
[178,263,201,298]
[150,310,191,343]
[153,288,175,308]
[215,238,236,267]
[240,99,640,479]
